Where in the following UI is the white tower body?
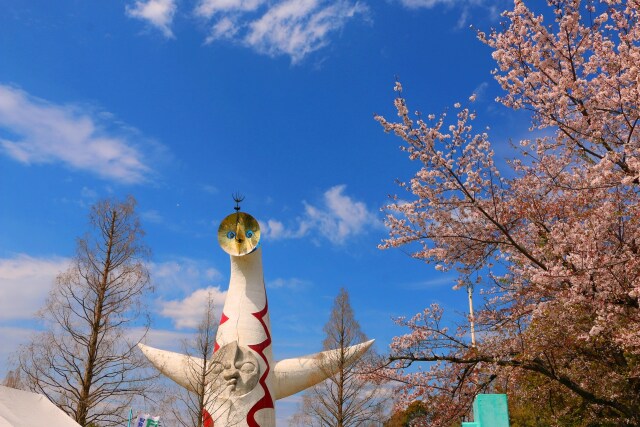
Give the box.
[208,247,275,426]
[139,211,373,427]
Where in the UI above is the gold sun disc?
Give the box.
[217,212,261,256]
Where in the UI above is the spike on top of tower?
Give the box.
[233,192,245,212]
[218,193,261,257]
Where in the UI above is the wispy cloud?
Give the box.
[268,277,311,289]
[0,254,70,320]
[399,275,457,290]
[244,0,367,63]
[196,0,266,18]
[397,0,454,8]
[126,0,178,38]
[150,258,226,330]
[260,218,309,240]
[0,85,158,184]
[141,209,164,224]
[80,186,98,200]
[197,0,368,63]
[159,287,227,329]
[472,81,489,101]
[395,0,503,28]
[261,185,380,245]
[304,184,380,244]
[151,258,223,296]
[201,184,219,194]
[125,0,367,62]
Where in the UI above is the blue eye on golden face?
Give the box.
[218,212,261,256]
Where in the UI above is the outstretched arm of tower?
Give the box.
[272,339,374,400]
[138,343,204,393]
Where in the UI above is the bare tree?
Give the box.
[169,292,219,427]
[2,368,24,389]
[291,288,386,427]
[18,196,154,427]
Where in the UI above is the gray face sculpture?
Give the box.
[209,342,260,396]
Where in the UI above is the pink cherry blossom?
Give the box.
[376,1,640,425]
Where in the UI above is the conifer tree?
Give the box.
[19,196,154,427]
[291,288,385,427]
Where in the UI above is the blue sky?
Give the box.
[0,0,525,422]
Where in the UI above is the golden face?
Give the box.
[217,212,261,256]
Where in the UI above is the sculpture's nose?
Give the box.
[223,366,239,380]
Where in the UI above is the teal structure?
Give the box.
[461,394,510,427]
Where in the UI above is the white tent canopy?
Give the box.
[0,385,81,427]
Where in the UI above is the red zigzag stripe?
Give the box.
[247,300,273,427]
[213,312,230,353]
[206,312,230,426]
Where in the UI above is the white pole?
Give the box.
[467,283,477,348]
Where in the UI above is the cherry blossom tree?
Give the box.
[375,1,640,425]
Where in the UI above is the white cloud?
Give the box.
[125,0,367,62]
[400,275,457,290]
[472,81,489,101]
[395,0,503,28]
[0,85,156,184]
[261,219,285,238]
[194,0,367,63]
[201,184,219,194]
[259,218,309,240]
[160,287,227,329]
[151,258,226,329]
[398,0,454,8]
[196,0,266,18]
[304,184,379,244]
[80,186,98,200]
[205,16,240,43]
[396,0,489,8]
[268,277,310,289]
[0,255,70,320]
[245,0,367,63]
[151,258,223,296]
[126,0,178,38]
[262,185,380,245]
[141,209,164,224]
